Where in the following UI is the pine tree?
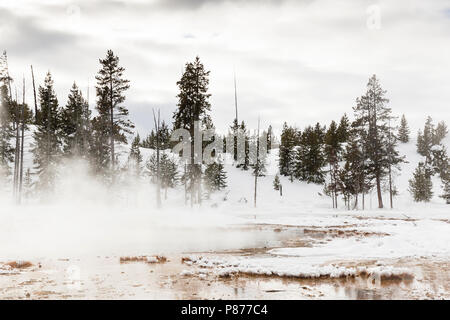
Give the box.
[24,168,33,198]
[60,82,91,158]
[353,75,394,208]
[0,82,14,182]
[90,102,111,177]
[324,120,342,208]
[279,122,298,180]
[408,162,433,202]
[433,121,448,145]
[441,170,450,204]
[416,116,434,163]
[431,144,448,178]
[204,161,227,194]
[236,121,250,170]
[398,114,410,143]
[160,153,178,199]
[146,153,158,184]
[385,118,405,208]
[32,72,61,194]
[173,56,212,206]
[337,162,355,210]
[158,120,171,150]
[141,121,171,150]
[336,114,350,143]
[294,124,326,184]
[229,118,239,161]
[95,50,133,174]
[342,130,366,209]
[128,134,143,176]
[273,174,281,191]
[250,132,267,177]
[141,130,156,149]
[267,125,273,152]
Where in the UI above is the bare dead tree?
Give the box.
[234,71,238,124]
[31,65,38,123]
[18,77,25,204]
[13,88,20,201]
[254,117,260,208]
[152,108,162,209]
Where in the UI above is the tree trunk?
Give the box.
[254,118,260,208]
[110,78,115,174]
[376,174,383,208]
[153,109,161,209]
[13,92,20,201]
[388,164,393,209]
[31,65,38,123]
[18,79,25,204]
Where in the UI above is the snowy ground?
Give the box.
[0,136,448,299]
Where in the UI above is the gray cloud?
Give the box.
[0,8,78,57]
[154,0,291,10]
[1,0,449,137]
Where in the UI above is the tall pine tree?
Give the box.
[94,50,133,175]
[409,162,433,202]
[173,57,212,206]
[353,75,394,208]
[32,72,61,194]
[398,114,410,143]
[60,83,91,158]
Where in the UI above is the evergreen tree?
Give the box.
[0,82,14,181]
[398,114,410,143]
[250,132,267,177]
[416,116,434,163]
[385,118,405,208]
[141,121,171,150]
[342,131,366,209]
[141,130,156,149]
[408,162,433,202]
[160,153,178,199]
[32,72,61,193]
[267,125,273,152]
[294,124,326,184]
[158,120,171,150]
[336,113,350,142]
[236,120,250,170]
[324,120,342,208]
[24,168,33,198]
[204,160,227,194]
[441,170,450,204]
[60,83,91,158]
[278,122,298,180]
[337,162,355,210]
[146,153,158,184]
[95,50,133,173]
[90,103,111,177]
[273,174,281,191]
[353,75,394,208]
[128,134,143,176]
[229,118,239,161]
[431,144,449,178]
[433,121,448,145]
[173,56,212,205]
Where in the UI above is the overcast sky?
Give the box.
[1,0,449,136]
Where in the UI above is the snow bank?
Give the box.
[181,255,414,280]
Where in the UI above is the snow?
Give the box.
[0,126,448,284]
[181,255,414,280]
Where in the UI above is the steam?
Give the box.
[0,154,264,260]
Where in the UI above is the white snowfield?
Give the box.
[0,130,448,284]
